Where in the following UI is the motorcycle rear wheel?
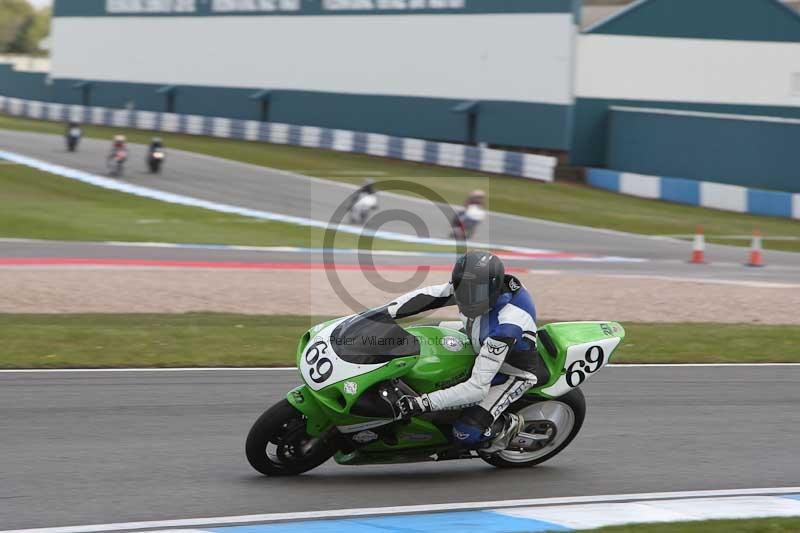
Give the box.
[246,399,335,476]
[481,388,586,468]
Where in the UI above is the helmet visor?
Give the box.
[454,279,491,309]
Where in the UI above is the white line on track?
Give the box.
[4,488,799,533]
[2,363,799,374]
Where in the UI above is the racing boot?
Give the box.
[481,412,525,454]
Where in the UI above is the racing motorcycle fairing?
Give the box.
[287,311,625,462]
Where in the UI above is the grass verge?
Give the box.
[575,517,800,533]
[2,113,799,252]
[1,314,798,368]
[0,164,449,251]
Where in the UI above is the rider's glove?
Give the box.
[395,394,432,420]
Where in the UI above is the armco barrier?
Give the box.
[588,168,800,220]
[0,95,556,182]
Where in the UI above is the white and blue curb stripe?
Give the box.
[5,488,800,533]
[588,168,800,220]
[0,95,556,183]
[187,495,800,532]
[203,511,568,533]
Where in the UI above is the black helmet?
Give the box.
[451,251,505,318]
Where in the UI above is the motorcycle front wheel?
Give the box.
[246,399,335,476]
[481,387,586,468]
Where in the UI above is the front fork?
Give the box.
[286,385,332,437]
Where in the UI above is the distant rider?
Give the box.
[149,137,163,153]
[348,179,376,209]
[347,179,379,224]
[109,135,127,159]
[452,189,487,238]
[465,189,486,209]
[381,251,548,452]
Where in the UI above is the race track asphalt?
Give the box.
[1,367,798,530]
[2,129,799,272]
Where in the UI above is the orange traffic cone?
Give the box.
[747,229,764,267]
[690,226,706,264]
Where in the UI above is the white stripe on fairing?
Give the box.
[2,364,799,374]
[4,488,800,533]
[700,181,747,213]
[620,172,661,199]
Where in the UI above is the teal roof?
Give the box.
[587,0,800,42]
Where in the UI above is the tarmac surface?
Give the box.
[1,367,799,530]
[2,129,799,278]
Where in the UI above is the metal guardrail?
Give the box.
[0,95,557,183]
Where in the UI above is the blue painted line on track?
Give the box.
[207,511,571,533]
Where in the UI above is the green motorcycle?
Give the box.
[246,310,625,476]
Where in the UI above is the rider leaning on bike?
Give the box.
[381,251,549,452]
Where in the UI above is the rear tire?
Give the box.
[246,399,335,476]
[481,388,586,469]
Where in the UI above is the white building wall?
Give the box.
[576,34,800,107]
[51,13,575,104]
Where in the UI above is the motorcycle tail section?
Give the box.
[534,322,625,398]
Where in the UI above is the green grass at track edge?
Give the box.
[1,314,798,368]
[568,517,800,533]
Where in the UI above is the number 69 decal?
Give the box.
[304,340,334,384]
[565,346,605,387]
[542,337,620,398]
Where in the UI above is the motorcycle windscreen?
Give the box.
[299,311,420,392]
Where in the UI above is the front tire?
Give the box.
[246,399,335,476]
[481,388,586,469]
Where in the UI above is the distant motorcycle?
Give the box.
[65,125,82,152]
[348,193,378,225]
[107,148,128,177]
[451,203,486,239]
[148,148,166,174]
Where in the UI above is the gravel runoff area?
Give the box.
[1,268,799,324]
